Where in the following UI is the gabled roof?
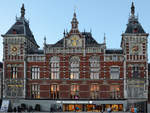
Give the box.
[125,2,145,34]
[28,49,44,54]
[82,32,100,47]
[4,18,39,47]
[125,17,145,34]
[51,32,101,47]
[2,4,39,47]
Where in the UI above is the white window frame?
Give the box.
[110,66,120,79]
[70,56,80,79]
[31,67,40,79]
[31,84,40,99]
[90,56,100,79]
[50,56,60,79]
[12,67,17,79]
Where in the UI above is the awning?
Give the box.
[56,100,126,105]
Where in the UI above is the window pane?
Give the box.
[90,56,100,79]
[50,56,60,79]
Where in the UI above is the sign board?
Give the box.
[0,100,10,112]
[56,101,92,104]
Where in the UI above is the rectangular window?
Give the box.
[50,84,59,99]
[110,67,120,79]
[133,66,139,78]
[112,55,117,61]
[91,84,99,99]
[11,67,17,79]
[71,84,79,99]
[110,85,120,99]
[70,63,79,79]
[50,63,59,79]
[31,67,40,79]
[31,84,40,99]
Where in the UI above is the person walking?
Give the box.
[107,107,111,113]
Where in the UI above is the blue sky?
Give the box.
[0,0,150,61]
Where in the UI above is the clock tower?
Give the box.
[65,12,84,48]
[2,4,39,99]
[121,2,148,108]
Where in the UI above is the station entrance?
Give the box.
[63,104,123,112]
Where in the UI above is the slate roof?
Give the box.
[28,49,44,54]
[106,49,123,54]
[4,18,39,47]
[148,63,150,74]
[125,16,145,34]
[82,32,100,47]
[51,32,100,47]
[0,62,3,68]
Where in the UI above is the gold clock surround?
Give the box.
[10,45,20,55]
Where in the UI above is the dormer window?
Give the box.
[13,29,17,34]
[133,28,138,33]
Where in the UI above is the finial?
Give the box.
[104,33,106,43]
[21,4,25,18]
[131,2,135,15]
[74,5,77,15]
[63,29,66,37]
[44,36,46,44]
[66,29,68,35]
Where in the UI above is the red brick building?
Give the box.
[1,3,148,112]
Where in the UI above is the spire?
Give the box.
[44,36,46,44]
[104,33,106,43]
[21,4,25,18]
[131,2,135,16]
[63,29,66,37]
[71,11,79,29]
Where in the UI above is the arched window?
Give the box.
[89,56,100,79]
[70,56,80,79]
[50,56,60,79]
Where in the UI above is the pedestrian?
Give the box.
[131,106,134,113]
[134,107,137,113]
[13,107,17,112]
[107,107,111,113]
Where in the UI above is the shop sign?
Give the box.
[57,101,92,104]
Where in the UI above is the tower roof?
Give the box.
[125,2,145,34]
[3,4,39,47]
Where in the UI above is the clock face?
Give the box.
[67,35,82,47]
[130,44,141,55]
[10,45,20,55]
[132,45,138,52]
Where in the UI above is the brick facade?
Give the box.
[1,2,148,112]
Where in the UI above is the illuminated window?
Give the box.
[71,84,79,99]
[11,67,17,79]
[110,67,120,79]
[91,84,99,99]
[89,56,100,79]
[31,84,40,99]
[50,56,60,79]
[31,67,40,79]
[50,84,59,99]
[70,56,80,79]
[110,85,120,99]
